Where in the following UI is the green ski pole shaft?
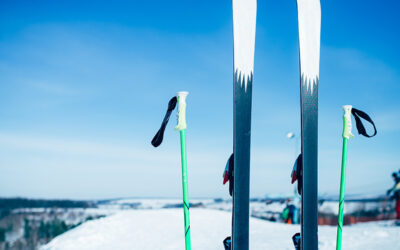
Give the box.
[336,137,348,250]
[336,105,354,250]
[179,129,191,250]
[175,91,191,250]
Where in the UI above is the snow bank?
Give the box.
[42,209,400,250]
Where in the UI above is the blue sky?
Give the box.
[0,0,399,199]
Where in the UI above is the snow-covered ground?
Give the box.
[42,208,400,250]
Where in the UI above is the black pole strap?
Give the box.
[351,108,377,138]
[151,97,177,147]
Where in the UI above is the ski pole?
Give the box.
[336,105,353,250]
[151,92,192,249]
[175,91,191,250]
[336,105,377,250]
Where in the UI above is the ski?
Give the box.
[223,1,257,250]
[297,0,321,249]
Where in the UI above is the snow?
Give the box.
[42,208,400,250]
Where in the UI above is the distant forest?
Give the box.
[0,198,96,210]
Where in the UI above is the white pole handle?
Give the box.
[342,105,354,139]
[175,91,189,131]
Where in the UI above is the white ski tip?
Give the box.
[233,0,257,90]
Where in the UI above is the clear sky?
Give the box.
[0,0,399,199]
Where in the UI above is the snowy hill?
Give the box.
[42,208,400,250]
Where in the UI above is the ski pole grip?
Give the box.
[342,105,354,139]
[175,91,188,131]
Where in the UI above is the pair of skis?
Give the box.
[151,0,321,249]
[223,0,320,250]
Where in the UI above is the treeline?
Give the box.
[1,214,105,250]
[0,198,96,209]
